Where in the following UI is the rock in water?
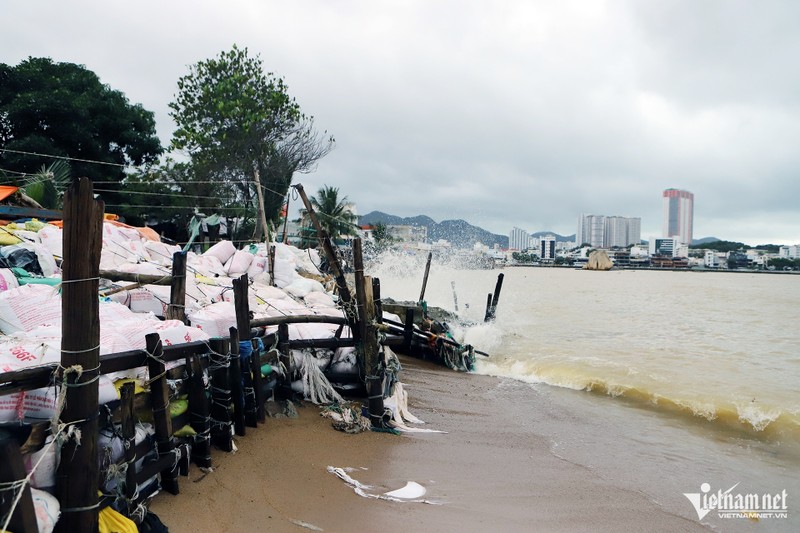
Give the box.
[584,250,614,270]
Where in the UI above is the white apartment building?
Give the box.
[578,214,641,248]
[509,227,531,251]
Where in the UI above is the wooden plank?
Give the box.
[0,205,62,220]
[418,251,432,303]
[250,314,348,328]
[99,270,172,285]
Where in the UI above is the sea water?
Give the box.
[371,256,799,531]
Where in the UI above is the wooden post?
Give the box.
[373,277,383,324]
[228,327,246,437]
[250,339,265,422]
[269,244,276,287]
[418,251,432,303]
[451,281,459,312]
[233,275,257,427]
[187,355,212,468]
[209,337,233,451]
[293,184,353,307]
[403,308,415,352]
[57,177,103,533]
[0,439,38,533]
[119,382,138,515]
[278,322,291,390]
[363,275,384,427]
[145,333,180,495]
[483,293,493,322]
[485,273,505,322]
[166,251,187,323]
[353,239,366,344]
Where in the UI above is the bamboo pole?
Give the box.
[98,270,172,285]
[418,251,432,303]
[166,251,187,323]
[363,275,384,426]
[57,177,103,533]
[250,339,265,422]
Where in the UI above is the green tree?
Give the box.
[0,57,162,204]
[169,45,333,241]
[299,185,357,248]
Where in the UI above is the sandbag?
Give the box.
[0,268,19,292]
[37,225,63,258]
[187,301,236,338]
[144,240,180,265]
[0,284,61,334]
[246,253,268,278]
[31,487,60,533]
[203,240,236,264]
[224,249,254,277]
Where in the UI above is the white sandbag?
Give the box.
[288,322,336,340]
[0,268,19,292]
[152,319,211,346]
[144,240,180,265]
[22,375,118,422]
[0,390,22,422]
[38,225,63,258]
[246,253,268,278]
[261,297,308,317]
[224,249,253,277]
[0,284,61,334]
[272,243,299,288]
[3,243,59,277]
[203,240,236,264]
[11,229,41,243]
[0,335,60,369]
[253,284,289,302]
[284,277,325,298]
[31,487,60,533]
[303,291,335,309]
[108,284,170,316]
[292,246,322,273]
[189,254,227,277]
[116,262,170,277]
[24,435,58,492]
[187,301,237,338]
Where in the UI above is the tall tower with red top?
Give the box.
[662,188,694,245]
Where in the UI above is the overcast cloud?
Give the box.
[3,0,799,245]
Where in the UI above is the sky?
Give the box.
[3,0,800,245]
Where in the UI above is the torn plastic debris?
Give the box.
[326,466,441,505]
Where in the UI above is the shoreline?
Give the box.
[150,356,708,532]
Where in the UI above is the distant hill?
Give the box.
[530,231,576,243]
[692,236,721,245]
[359,211,508,248]
[359,211,577,249]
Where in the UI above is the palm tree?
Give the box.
[299,185,358,247]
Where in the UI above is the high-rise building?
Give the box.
[577,214,641,248]
[540,234,556,260]
[662,189,694,245]
[509,227,531,251]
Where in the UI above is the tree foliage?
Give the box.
[299,185,357,247]
[688,240,746,252]
[169,45,334,239]
[0,57,162,192]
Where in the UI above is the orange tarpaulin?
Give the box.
[0,185,19,202]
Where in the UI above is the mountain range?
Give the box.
[358,211,575,249]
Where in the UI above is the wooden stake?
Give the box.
[119,382,138,515]
[187,355,212,468]
[57,177,103,533]
[209,337,233,451]
[166,251,187,323]
[0,439,37,532]
[485,273,505,322]
[418,251,432,303]
[145,333,180,495]
[228,327,246,437]
[232,275,257,427]
[293,184,353,307]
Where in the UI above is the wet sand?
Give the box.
[150,356,707,532]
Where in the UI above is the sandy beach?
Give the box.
[149,355,707,533]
